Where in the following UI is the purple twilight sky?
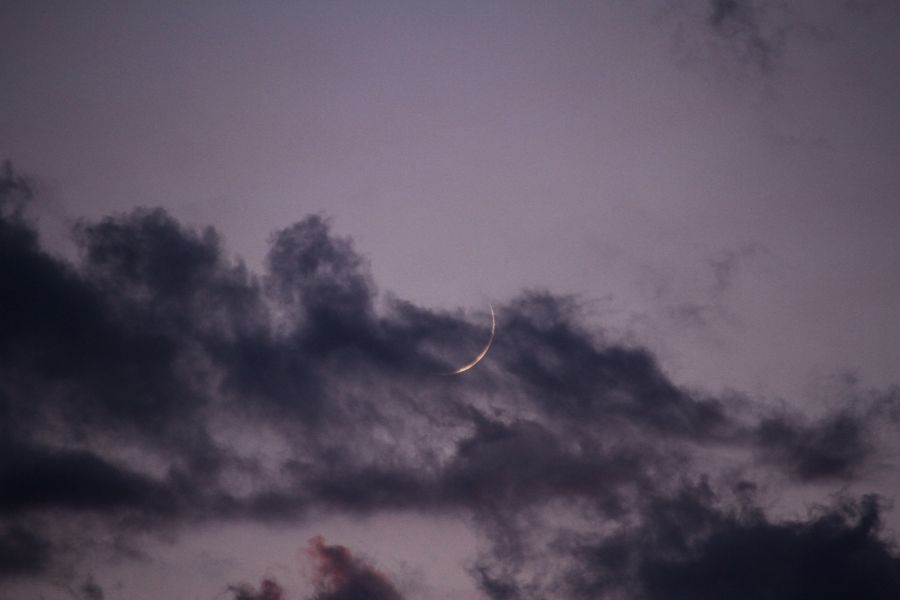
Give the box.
[2,2,900,600]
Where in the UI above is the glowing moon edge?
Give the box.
[449,305,495,375]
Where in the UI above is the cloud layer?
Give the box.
[2,164,898,599]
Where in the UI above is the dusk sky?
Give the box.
[3,1,900,599]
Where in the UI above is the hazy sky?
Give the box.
[3,2,900,599]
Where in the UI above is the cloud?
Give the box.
[486,293,739,442]
[307,536,404,600]
[229,579,286,600]
[753,410,873,482]
[0,441,179,515]
[638,493,900,600]
[707,0,786,71]
[526,484,900,600]
[0,526,50,579]
[78,575,105,600]
[3,163,899,597]
[666,0,842,76]
[227,538,404,600]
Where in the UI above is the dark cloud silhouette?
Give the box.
[639,493,900,600]
[307,536,404,600]
[0,441,178,515]
[3,163,899,598]
[300,410,673,521]
[0,526,50,578]
[78,575,105,600]
[229,579,286,600]
[754,411,873,482]
[496,484,900,600]
[228,538,404,600]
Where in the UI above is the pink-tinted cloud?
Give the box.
[307,536,404,600]
[228,537,404,600]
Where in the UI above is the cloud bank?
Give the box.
[2,163,898,599]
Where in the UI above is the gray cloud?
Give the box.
[667,0,842,76]
[2,164,898,596]
[0,526,50,579]
[78,575,105,600]
[229,579,286,600]
[306,536,404,600]
[708,0,787,71]
[227,537,404,600]
[0,441,179,516]
[754,410,873,482]
[473,483,900,600]
[614,490,900,600]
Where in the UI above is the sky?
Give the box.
[2,1,900,599]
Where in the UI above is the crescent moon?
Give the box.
[449,304,495,375]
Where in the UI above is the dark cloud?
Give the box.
[229,579,286,600]
[639,493,900,600]
[266,216,373,326]
[3,163,899,598]
[228,538,404,600]
[0,526,50,578]
[754,410,873,482]
[0,441,178,515]
[301,411,672,521]
[307,536,404,600]
[493,293,735,441]
[0,160,34,215]
[547,485,900,600]
[442,413,668,520]
[1,206,227,480]
[78,575,105,600]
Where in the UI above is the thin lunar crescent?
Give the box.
[450,305,495,375]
